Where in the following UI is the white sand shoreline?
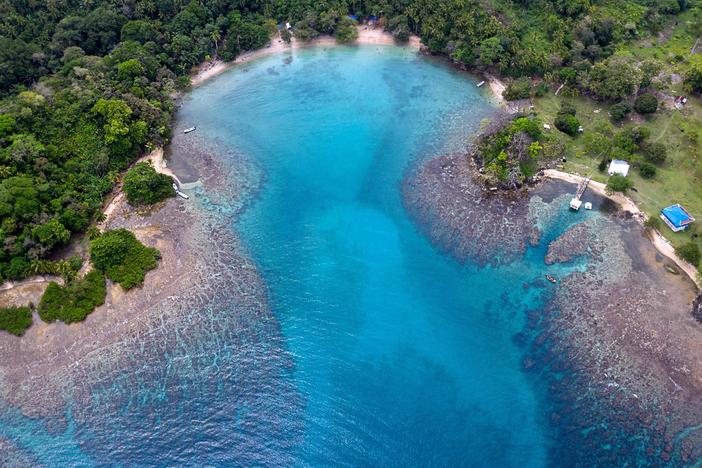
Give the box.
[544,169,701,289]
[191,26,507,109]
[482,72,506,105]
[191,27,422,87]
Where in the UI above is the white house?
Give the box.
[608,159,630,177]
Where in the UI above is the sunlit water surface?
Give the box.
[0,45,597,466]
[184,45,552,466]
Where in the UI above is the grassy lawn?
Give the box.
[532,89,702,250]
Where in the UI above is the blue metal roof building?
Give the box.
[660,204,695,232]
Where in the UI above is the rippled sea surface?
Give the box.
[180,46,583,466]
[1,46,599,466]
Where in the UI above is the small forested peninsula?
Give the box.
[472,114,550,189]
[1,0,702,326]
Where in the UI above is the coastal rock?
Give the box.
[403,153,532,266]
[692,292,702,323]
[406,149,702,465]
[0,437,38,468]
[0,136,305,465]
[544,223,591,265]
[543,219,609,266]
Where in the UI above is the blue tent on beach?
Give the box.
[660,204,695,232]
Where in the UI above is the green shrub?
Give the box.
[676,242,701,267]
[0,306,33,336]
[609,102,631,123]
[643,142,667,164]
[607,174,633,192]
[509,117,542,139]
[614,131,636,153]
[533,82,549,97]
[90,229,160,289]
[117,59,145,81]
[38,271,106,324]
[686,55,702,92]
[586,57,640,100]
[503,77,532,101]
[31,218,71,249]
[6,257,29,280]
[555,113,580,136]
[634,93,658,114]
[554,102,580,136]
[627,126,650,144]
[123,162,174,206]
[638,162,656,178]
[598,157,610,172]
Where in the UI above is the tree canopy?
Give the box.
[0,306,33,336]
[90,229,160,290]
[123,162,174,205]
[0,0,695,284]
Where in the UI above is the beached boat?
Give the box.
[183,126,197,134]
[545,274,557,284]
[176,191,189,200]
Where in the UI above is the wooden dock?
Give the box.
[569,176,590,211]
[575,176,590,200]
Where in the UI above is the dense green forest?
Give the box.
[0,0,700,283]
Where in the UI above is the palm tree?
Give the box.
[56,260,75,282]
[211,29,222,58]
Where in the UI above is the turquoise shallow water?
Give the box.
[0,45,603,466]
[183,45,555,465]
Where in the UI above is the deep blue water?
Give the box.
[0,46,597,466]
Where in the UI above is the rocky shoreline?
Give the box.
[404,150,702,464]
[0,134,304,464]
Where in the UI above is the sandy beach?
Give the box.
[544,169,701,288]
[192,26,422,87]
[482,72,506,105]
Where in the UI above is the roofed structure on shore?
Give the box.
[608,159,630,177]
[660,204,695,232]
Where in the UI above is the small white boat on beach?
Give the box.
[172,182,189,199]
[183,126,197,134]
